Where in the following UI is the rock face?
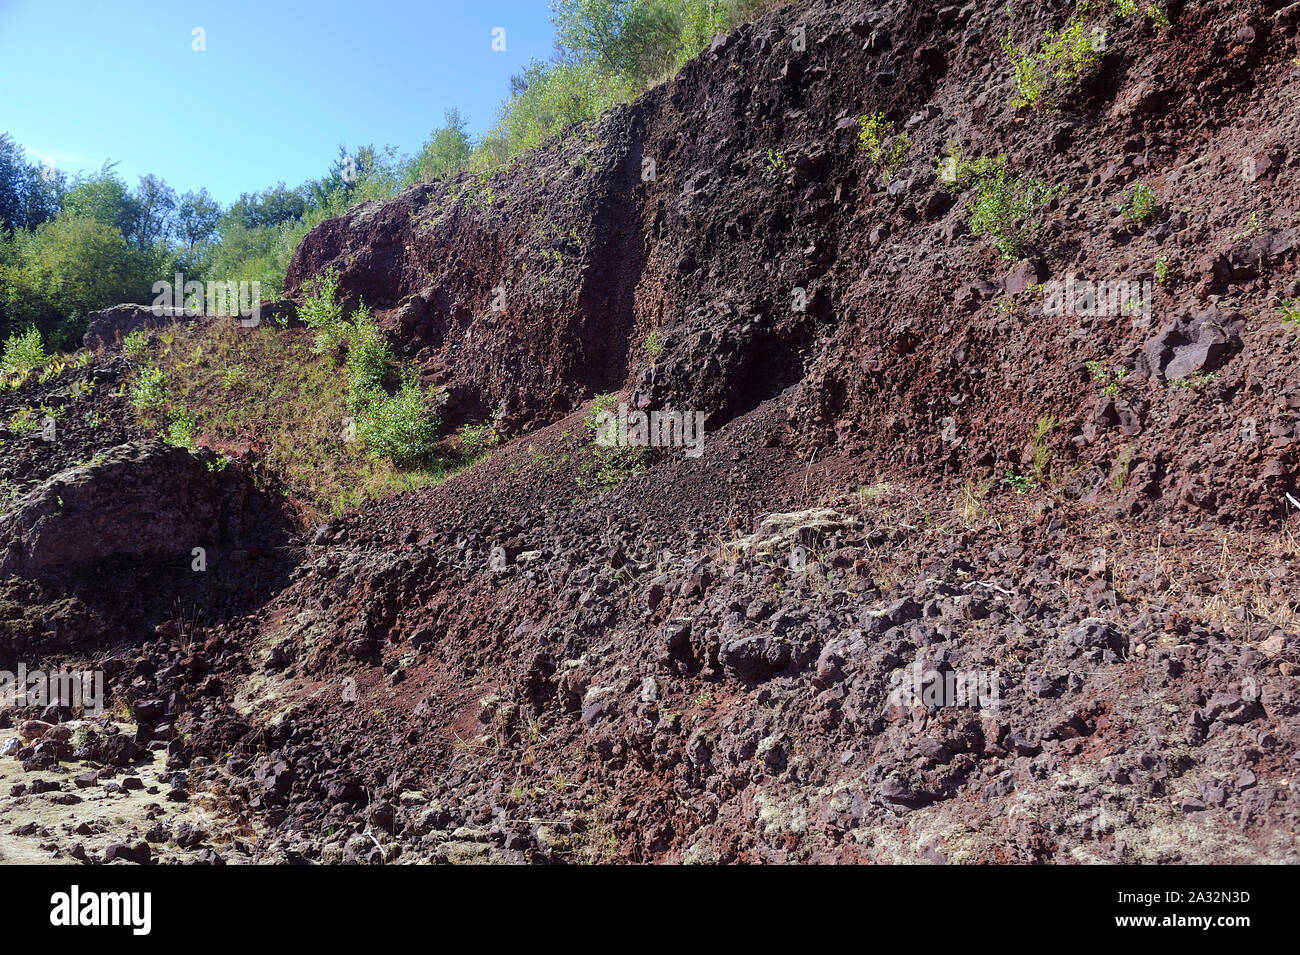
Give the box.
[279,0,1299,527]
[82,304,184,351]
[0,440,225,576]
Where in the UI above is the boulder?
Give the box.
[82,304,184,351]
[0,441,225,576]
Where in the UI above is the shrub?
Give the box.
[300,268,345,354]
[406,108,474,183]
[355,376,440,467]
[1002,18,1105,109]
[343,302,393,405]
[1,327,46,372]
[1145,5,1172,29]
[858,113,911,181]
[166,408,198,448]
[1279,299,1300,336]
[644,328,663,358]
[1086,361,1127,396]
[585,391,620,432]
[6,407,39,435]
[131,367,167,410]
[1120,182,1157,223]
[221,364,248,388]
[957,155,1066,259]
[493,59,640,158]
[1006,471,1036,494]
[123,328,150,357]
[458,423,500,456]
[582,391,644,489]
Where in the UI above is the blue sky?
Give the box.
[0,0,557,203]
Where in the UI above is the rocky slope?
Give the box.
[1,0,1298,864]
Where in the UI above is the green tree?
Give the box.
[175,187,221,251]
[0,215,149,346]
[408,109,473,183]
[0,133,64,234]
[132,173,177,250]
[62,163,140,243]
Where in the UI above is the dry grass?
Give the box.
[131,320,462,518]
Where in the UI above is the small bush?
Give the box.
[956,154,1066,259]
[343,302,394,405]
[1002,19,1105,109]
[1120,182,1157,223]
[355,376,440,467]
[1279,299,1300,336]
[582,391,644,489]
[166,408,198,448]
[1145,5,1172,29]
[1006,471,1036,494]
[458,423,500,456]
[1,327,46,372]
[123,329,149,357]
[858,112,911,181]
[1086,361,1128,396]
[644,329,663,358]
[584,391,620,432]
[6,407,39,435]
[300,268,346,355]
[131,367,167,410]
[221,364,249,389]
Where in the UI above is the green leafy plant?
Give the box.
[1154,253,1171,284]
[167,408,198,448]
[1277,299,1300,336]
[1,327,47,373]
[6,406,39,435]
[1086,360,1128,396]
[582,391,645,490]
[1166,373,1215,390]
[1120,182,1157,223]
[1145,4,1171,29]
[858,112,911,181]
[300,268,346,355]
[644,328,663,358]
[131,367,167,410]
[123,328,150,357]
[458,423,500,456]
[221,364,249,389]
[37,358,66,384]
[342,303,393,405]
[952,154,1067,259]
[765,148,787,173]
[1002,18,1105,110]
[1006,471,1036,494]
[354,375,440,467]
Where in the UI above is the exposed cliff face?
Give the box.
[4,0,1300,865]
[287,0,1300,526]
